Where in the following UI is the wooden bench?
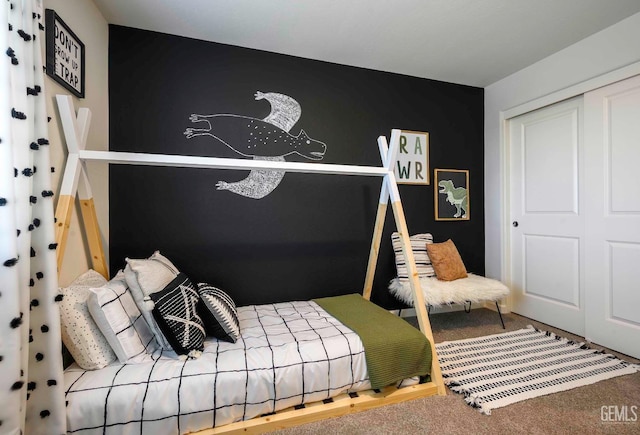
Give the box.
[389,273,509,328]
[389,232,509,327]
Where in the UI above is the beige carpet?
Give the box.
[272,308,640,434]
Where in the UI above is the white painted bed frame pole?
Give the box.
[362,134,392,301]
[54,95,108,278]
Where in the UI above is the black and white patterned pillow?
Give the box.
[87,272,159,363]
[391,232,436,282]
[150,273,205,355]
[196,283,240,343]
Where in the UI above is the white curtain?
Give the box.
[0,0,66,433]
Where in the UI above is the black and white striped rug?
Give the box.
[435,326,639,415]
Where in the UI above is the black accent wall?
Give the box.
[109,26,484,309]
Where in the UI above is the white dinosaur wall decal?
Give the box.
[184,91,327,199]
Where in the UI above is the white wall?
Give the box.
[42,0,109,286]
[484,12,640,285]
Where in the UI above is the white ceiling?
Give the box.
[92,0,640,88]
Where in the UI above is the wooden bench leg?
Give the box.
[496,301,505,329]
[463,300,505,329]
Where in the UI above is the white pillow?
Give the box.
[391,232,436,282]
[59,270,117,370]
[124,251,179,350]
[88,271,159,363]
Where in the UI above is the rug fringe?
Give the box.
[447,383,492,415]
[463,394,492,415]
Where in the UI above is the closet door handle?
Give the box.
[512,221,519,227]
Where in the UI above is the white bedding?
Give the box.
[64,300,371,434]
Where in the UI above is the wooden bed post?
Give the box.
[54,95,108,279]
[363,129,445,396]
[362,132,392,300]
[362,198,387,301]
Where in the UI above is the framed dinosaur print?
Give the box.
[434,169,469,221]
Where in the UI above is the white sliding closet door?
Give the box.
[509,97,585,335]
[584,75,640,359]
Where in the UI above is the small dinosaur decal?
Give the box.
[184,92,326,199]
[438,179,468,218]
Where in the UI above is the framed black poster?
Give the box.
[45,9,85,98]
[435,168,469,221]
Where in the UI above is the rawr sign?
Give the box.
[393,130,430,185]
[45,9,85,98]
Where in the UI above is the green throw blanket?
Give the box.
[313,293,432,389]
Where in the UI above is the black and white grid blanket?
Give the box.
[64,301,371,434]
[435,326,639,415]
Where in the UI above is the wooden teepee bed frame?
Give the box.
[53,95,445,434]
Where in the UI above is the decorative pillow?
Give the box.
[59,269,117,370]
[87,271,159,363]
[124,251,179,350]
[196,283,240,343]
[391,232,436,281]
[150,273,206,355]
[425,239,468,281]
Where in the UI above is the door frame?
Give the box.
[499,61,640,313]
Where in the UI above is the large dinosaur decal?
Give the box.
[184,92,326,199]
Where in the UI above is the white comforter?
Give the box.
[64,301,371,434]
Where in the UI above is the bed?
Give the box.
[64,295,431,434]
[54,96,445,434]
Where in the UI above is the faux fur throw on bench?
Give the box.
[389,273,509,307]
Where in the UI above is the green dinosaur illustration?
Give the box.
[438,179,467,218]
